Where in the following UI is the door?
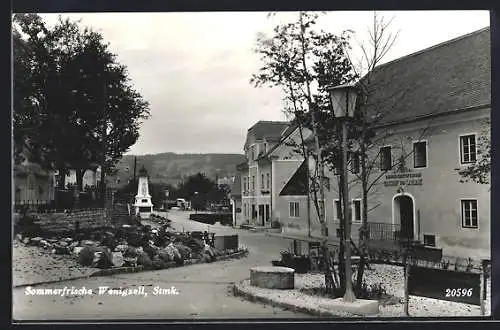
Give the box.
[265,204,270,224]
[259,204,265,226]
[398,195,414,240]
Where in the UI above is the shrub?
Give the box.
[124,247,140,258]
[78,246,100,266]
[96,249,113,269]
[441,259,451,270]
[15,214,42,237]
[137,252,153,269]
[357,282,387,300]
[142,245,159,260]
[158,249,173,262]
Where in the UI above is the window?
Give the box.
[250,145,255,160]
[244,204,247,217]
[266,173,270,189]
[252,176,255,191]
[289,201,300,218]
[380,146,392,171]
[413,141,427,168]
[423,234,436,247]
[261,174,265,189]
[333,199,342,221]
[352,199,361,223]
[461,200,478,228]
[243,177,247,192]
[460,135,477,164]
[350,152,360,174]
[252,204,256,219]
[264,142,268,153]
[142,199,148,203]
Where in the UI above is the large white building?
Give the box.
[240,27,491,259]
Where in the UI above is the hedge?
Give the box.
[189,213,232,226]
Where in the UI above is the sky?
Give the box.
[39,11,490,156]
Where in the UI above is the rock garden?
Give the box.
[13,212,247,287]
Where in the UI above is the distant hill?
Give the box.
[108,153,246,188]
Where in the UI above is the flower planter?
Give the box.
[292,256,311,274]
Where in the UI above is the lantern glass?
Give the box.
[327,84,359,118]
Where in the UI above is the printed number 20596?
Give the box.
[445,288,473,297]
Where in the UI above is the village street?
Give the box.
[13,210,310,320]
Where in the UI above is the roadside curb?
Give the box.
[232,282,341,317]
[14,249,249,289]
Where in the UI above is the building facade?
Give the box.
[238,120,315,229]
[63,168,101,189]
[300,27,490,259]
[14,162,56,205]
[239,121,288,227]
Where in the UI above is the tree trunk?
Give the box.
[58,167,67,190]
[356,136,369,292]
[297,12,333,295]
[75,169,85,209]
[76,169,85,192]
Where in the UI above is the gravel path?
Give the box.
[12,242,98,287]
[237,264,491,317]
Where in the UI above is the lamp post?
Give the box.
[327,83,359,303]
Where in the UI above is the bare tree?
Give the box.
[340,12,437,291]
[251,11,355,294]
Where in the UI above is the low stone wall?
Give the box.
[31,209,109,233]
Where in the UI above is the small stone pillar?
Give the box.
[250,266,295,289]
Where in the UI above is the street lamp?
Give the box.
[327,83,359,303]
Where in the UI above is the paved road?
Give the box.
[13,210,306,320]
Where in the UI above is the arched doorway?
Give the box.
[393,194,415,240]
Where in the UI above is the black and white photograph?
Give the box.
[12,10,492,320]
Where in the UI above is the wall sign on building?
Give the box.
[384,172,423,186]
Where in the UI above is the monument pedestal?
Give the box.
[133,166,154,220]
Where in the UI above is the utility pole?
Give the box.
[100,66,107,207]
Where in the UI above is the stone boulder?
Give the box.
[73,246,84,256]
[29,237,43,246]
[111,252,125,267]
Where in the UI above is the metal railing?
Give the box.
[14,189,105,213]
[366,222,402,241]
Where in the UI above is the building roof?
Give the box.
[256,123,301,162]
[244,121,289,148]
[364,27,490,125]
[279,159,308,196]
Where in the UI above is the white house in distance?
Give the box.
[64,168,101,188]
[238,121,314,228]
[133,166,153,219]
